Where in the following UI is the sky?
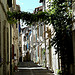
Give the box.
[16,0,42,13]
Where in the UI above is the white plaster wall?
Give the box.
[42,0,59,74]
[51,46,58,75]
[50,25,58,75]
[22,30,25,57]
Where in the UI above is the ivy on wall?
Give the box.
[48,0,73,75]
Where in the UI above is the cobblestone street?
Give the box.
[14,61,54,75]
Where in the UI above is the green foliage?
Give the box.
[7,11,17,24]
[47,46,51,49]
[43,49,45,55]
[48,0,73,74]
[57,69,62,74]
[7,11,49,25]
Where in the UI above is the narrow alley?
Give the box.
[0,0,75,75]
[14,61,54,75]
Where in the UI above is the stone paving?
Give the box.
[14,61,54,75]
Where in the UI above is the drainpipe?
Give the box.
[10,24,12,75]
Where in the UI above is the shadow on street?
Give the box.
[14,61,54,75]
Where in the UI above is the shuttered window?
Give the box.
[40,25,43,36]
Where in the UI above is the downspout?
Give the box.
[10,24,12,75]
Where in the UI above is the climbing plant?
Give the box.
[48,0,73,75]
[7,11,49,25]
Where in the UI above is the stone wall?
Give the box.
[0,0,8,75]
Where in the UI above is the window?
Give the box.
[23,45,25,51]
[40,25,43,36]
[19,41,21,44]
[16,23,17,28]
[7,0,12,7]
[23,36,26,41]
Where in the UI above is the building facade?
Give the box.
[21,26,31,62]
[11,0,21,73]
[0,0,21,75]
[0,0,12,75]
[39,0,59,74]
